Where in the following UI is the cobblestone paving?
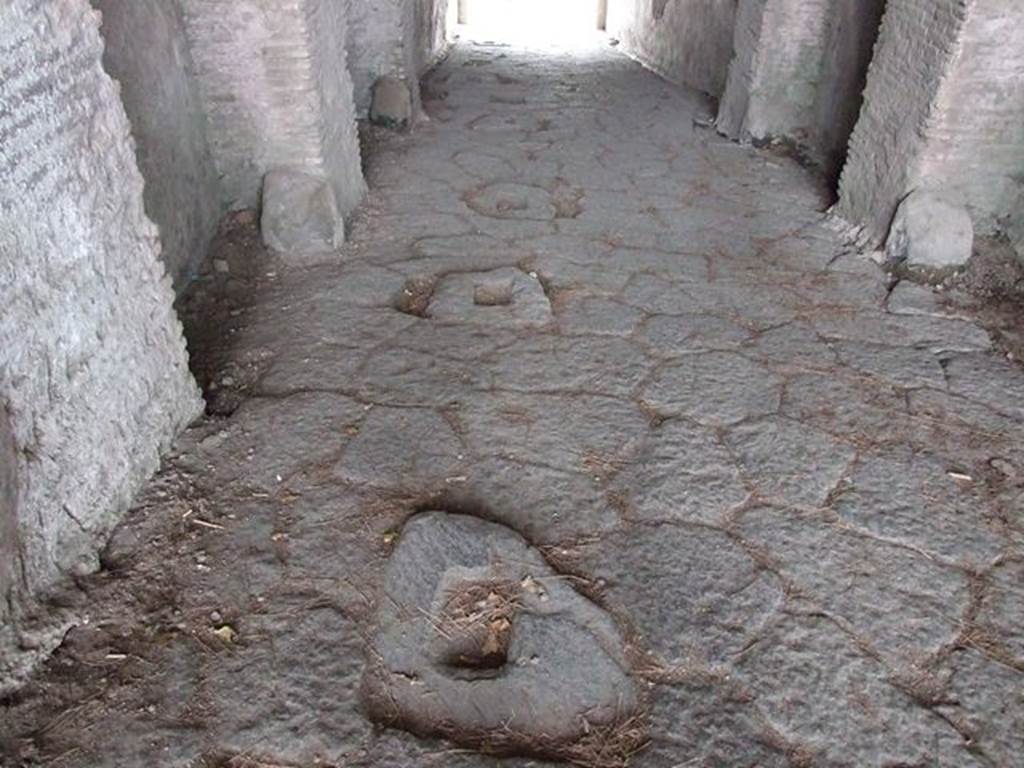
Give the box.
[4,38,1023,768]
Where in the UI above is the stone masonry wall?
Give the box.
[413,0,453,77]
[717,0,885,179]
[0,0,203,688]
[810,0,887,178]
[837,0,1024,246]
[913,1,1024,239]
[835,0,968,243]
[346,0,451,118]
[606,0,737,97]
[346,0,408,116]
[91,0,222,291]
[180,0,365,217]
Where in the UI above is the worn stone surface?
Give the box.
[937,649,1024,765]
[612,418,747,524]
[4,35,1024,768]
[734,615,982,767]
[0,0,203,692]
[575,524,783,665]
[260,169,345,260]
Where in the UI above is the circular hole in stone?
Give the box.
[436,579,518,673]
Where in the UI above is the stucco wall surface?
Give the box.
[91,0,222,291]
[606,0,737,97]
[0,0,203,688]
[181,0,365,217]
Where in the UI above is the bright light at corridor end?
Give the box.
[459,0,606,46]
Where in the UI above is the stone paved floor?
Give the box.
[4,37,1024,768]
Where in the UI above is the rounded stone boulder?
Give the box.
[370,76,413,128]
[260,169,344,262]
[886,190,974,275]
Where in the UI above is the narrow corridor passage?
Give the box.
[5,38,1024,768]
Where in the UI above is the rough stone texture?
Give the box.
[576,524,783,665]
[837,0,1024,245]
[937,649,1024,766]
[260,169,344,260]
[886,190,974,272]
[734,615,982,766]
[180,0,365,217]
[606,0,736,96]
[610,418,747,525]
[363,512,640,758]
[4,37,1024,768]
[91,0,221,291]
[0,0,203,690]
[717,0,886,177]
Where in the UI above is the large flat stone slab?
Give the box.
[428,267,553,328]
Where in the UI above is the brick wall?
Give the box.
[180,0,366,216]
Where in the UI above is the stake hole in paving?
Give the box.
[392,268,553,327]
[362,511,645,765]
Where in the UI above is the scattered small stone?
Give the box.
[212,625,237,644]
[989,458,1016,478]
[213,259,230,274]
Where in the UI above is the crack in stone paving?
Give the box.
[5,37,1024,768]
